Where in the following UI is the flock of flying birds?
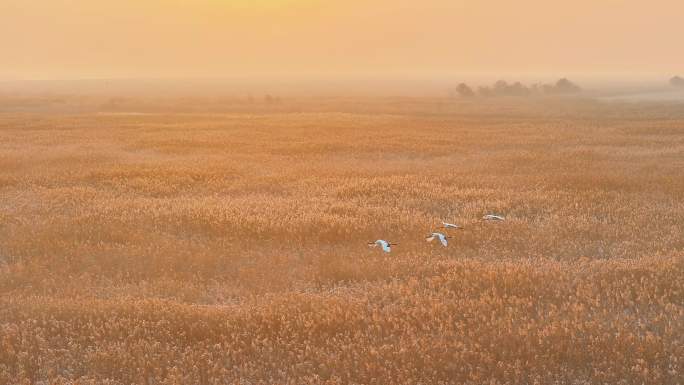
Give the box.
[367,214,506,253]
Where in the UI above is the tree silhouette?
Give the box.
[455,83,475,98]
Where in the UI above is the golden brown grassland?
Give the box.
[0,96,683,384]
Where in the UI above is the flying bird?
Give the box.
[426,232,450,247]
[368,240,398,253]
[483,214,505,221]
[440,222,462,229]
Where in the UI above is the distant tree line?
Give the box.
[670,76,684,88]
[450,78,582,98]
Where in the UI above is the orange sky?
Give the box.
[1,0,682,80]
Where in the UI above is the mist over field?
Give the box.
[2,0,684,384]
[2,0,684,80]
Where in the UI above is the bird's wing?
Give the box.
[426,236,435,242]
[439,234,448,246]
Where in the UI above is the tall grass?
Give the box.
[0,97,683,384]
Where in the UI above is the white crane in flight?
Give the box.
[426,232,450,247]
[368,240,398,253]
[440,221,462,229]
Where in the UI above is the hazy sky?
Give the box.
[1,0,682,80]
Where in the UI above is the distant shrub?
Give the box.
[264,94,282,103]
[454,83,476,98]
[544,78,582,94]
[670,76,684,88]
[478,86,493,97]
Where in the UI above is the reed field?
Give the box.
[0,96,683,384]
